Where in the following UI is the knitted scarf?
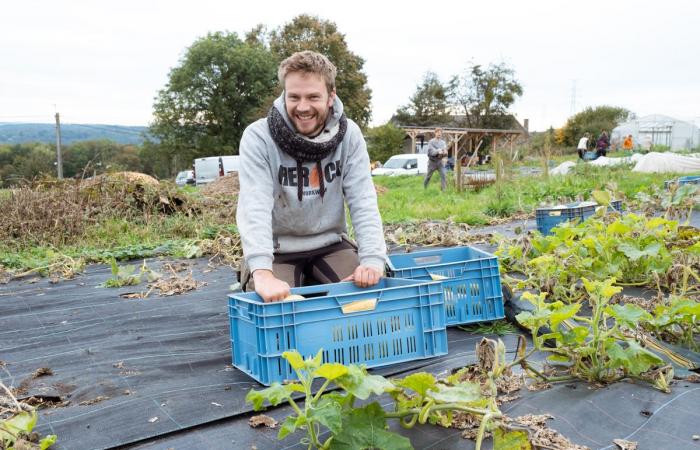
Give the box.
[267,106,347,201]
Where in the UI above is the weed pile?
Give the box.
[0,176,196,247]
[384,221,492,249]
[200,172,239,197]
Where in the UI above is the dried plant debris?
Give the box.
[384,221,492,249]
[146,271,205,297]
[511,414,590,450]
[497,393,521,404]
[0,269,11,284]
[526,381,552,392]
[454,412,490,440]
[79,395,110,406]
[31,368,53,379]
[610,294,662,314]
[613,439,638,450]
[685,374,700,383]
[248,414,278,429]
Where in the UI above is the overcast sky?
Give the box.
[1,0,699,131]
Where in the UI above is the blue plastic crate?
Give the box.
[228,278,448,385]
[583,151,598,161]
[665,176,700,189]
[536,200,623,234]
[386,247,505,326]
[609,199,623,213]
[536,201,598,235]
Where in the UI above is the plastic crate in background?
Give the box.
[536,200,623,235]
[664,176,700,189]
[228,278,447,386]
[386,246,504,326]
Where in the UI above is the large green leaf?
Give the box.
[606,304,652,329]
[0,411,39,444]
[246,383,297,410]
[430,382,484,405]
[278,414,306,440]
[550,303,581,330]
[336,365,394,400]
[329,402,414,450]
[309,397,343,435]
[606,340,663,375]
[623,340,664,375]
[606,220,632,235]
[395,373,437,397]
[560,325,590,345]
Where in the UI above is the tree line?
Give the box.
[0,13,634,185]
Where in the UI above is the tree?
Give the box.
[449,62,523,129]
[150,32,278,165]
[561,106,631,147]
[366,123,406,163]
[393,72,451,127]
[268,15,372,128]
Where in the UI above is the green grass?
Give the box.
[0,215,222,272]
[0,161,695,274]
[374,164,676,224]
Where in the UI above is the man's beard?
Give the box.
[290,107,329,137]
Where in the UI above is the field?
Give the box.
[1,157,699,450]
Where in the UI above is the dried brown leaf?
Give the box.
[613,439,638,450]
[249,414,278,428]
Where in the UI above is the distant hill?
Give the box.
[0,123,150,145]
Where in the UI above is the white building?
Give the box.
[612,114,700,151]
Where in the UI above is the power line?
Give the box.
[64,123,149,136]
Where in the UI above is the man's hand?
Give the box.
[253,270,291,303]
[341,265,382,288]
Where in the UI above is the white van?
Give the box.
[371,154,429,176]
[194,156,240,185]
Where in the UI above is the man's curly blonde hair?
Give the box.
[278,50,337,94]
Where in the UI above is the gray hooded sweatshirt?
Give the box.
[236,94,387,274]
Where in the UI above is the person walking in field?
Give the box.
[236,51,387,302]
[424,127,448,190]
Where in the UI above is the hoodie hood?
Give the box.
[273,93,344,143]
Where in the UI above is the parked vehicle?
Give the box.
[371,154,429,176]
[194,156,241,185]
[175,170,195,186]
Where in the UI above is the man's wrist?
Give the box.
[252,269,274,281]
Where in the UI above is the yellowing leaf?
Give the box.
[282,350,305,370]
[592,190,611,207]
[396,372,437,397]
[607,220,631,235]
[494,427,532,450]
[316,363,349,381]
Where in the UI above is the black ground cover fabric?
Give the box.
[1,258,496,450]
[2,212,699,449]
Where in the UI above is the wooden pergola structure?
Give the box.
[401,126,525,191]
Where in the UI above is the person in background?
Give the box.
[236,51,387,302]
[623,134,634,153]
[577,132,590,159]
[424,128,448,190]
[596,130,610,157]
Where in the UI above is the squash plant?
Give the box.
[515,278,673,392]
[247,345,533,450]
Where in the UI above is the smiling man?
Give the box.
[236,51,387,302]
